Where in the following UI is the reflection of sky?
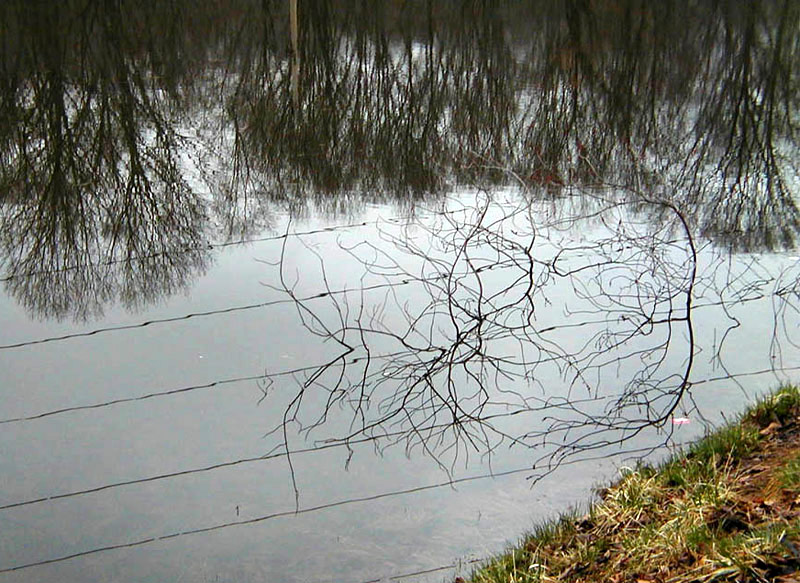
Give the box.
[1,188,799,582]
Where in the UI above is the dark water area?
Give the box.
[1,1,799,582]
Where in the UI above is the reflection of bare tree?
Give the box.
[266,183,710,475]
[223,0,799,248]
[676,0,800,250]
[0,1,211,320]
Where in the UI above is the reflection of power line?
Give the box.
[0,205,463,284]
[0,352,406,425]
[0,430,370,511]
[3,359,799,515]
[0,280,423,351]
[1,306,795,427]
[355,557,484,583]
[0,262,514,351]
[0,258,783,353]
[0,221,372,284]
[0,388,785,577]
[0,466,533,575]
[0,441,684,577]
[688,366,800,387]
[0,396,600,511]
[0,373,265,425]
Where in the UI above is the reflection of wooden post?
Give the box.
[290,0,299,107]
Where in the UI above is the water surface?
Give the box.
[1,2,799,582]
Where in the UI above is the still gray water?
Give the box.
[1,1,799,582]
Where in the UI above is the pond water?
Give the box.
[1,2,799,582]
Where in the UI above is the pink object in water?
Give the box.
[672,417,691,425]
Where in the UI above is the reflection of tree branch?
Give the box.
[264,182,710,476]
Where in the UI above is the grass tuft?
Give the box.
[746,384,800,426]
[778,454,800,489]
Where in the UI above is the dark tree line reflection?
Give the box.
[1,0,797,320]
[226,0,799,246]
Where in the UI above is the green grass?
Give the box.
[746,385,800,426]
[778,454,800,489]
[467,385,800,583]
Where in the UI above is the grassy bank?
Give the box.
[468,386,800,583]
